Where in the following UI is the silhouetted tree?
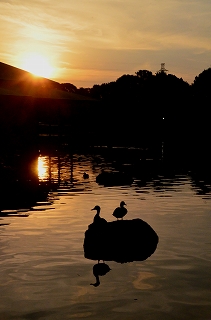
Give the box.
[190,68,211,147]
[60,83,77,93]
[135,70,153,80]
[77,87,91,97]
[192,68,211,99]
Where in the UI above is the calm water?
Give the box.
[0,151,211,319]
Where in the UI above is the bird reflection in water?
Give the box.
[90,262,111,287]
[84,205,159,286]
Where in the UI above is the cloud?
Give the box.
[1,0,211,86]
[1,0,211,51]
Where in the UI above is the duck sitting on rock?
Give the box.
[91,205,107,225]
[113,201,127,220]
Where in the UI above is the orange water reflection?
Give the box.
[37,155,72,183]
[38,156,49,181]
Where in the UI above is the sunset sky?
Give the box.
[0,0,211,87]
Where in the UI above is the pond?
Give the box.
[0,149,211,319]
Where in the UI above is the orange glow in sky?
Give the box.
[1,1,211,87]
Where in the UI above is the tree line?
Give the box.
[60,67,211,102]
[59,68,211,154]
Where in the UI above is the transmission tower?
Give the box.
[158,63,168,74]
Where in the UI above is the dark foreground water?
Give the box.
[0,150,211,319]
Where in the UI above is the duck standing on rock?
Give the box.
[113,201,127,220]
[91,205,107,225]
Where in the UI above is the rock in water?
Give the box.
[83,219,159,263]
[96,172,133,186]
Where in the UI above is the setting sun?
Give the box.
[21,53,54,78]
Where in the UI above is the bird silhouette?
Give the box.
[90,262,111,287]
[83,172,89,179]
[91,205,107,225]
[113,201,127,220]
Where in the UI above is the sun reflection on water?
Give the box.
[37,155,72,183]
[38,156,49,181]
